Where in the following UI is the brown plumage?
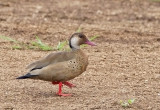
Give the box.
[17,33,96,96]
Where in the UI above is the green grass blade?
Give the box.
[36,36,45,46]
[128,99,135,104]
[57,41,67,50]
[121,102,129,107]
[89,35,98,41]
[76,27,81,32]
[31,36,53,51]
[39,45,53,51]
[31,41,39,46]
[0,35,18,43]
[12,45,22,50]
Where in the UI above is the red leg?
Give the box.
[63,81,76,88]
[56,82,71,96]
[52,81,76,88]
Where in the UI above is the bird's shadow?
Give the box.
[24,87,76,98]
[22,87,58,98]
[35,91,57,98]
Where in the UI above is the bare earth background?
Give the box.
[0,0,160,109]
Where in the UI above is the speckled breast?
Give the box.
[67,50,88,78]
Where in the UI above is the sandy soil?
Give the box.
[0,0,160,109]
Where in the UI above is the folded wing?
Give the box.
[26,51,75,71]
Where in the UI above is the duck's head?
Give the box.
[69,33,96,50]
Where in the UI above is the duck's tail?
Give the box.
[16,73,36,79]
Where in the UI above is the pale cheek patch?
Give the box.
[71,37,80,49]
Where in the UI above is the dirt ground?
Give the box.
[0,0,160,109]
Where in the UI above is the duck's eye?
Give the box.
[79,34,83,38]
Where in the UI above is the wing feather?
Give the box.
[26,51,75,71]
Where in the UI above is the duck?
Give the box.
[16,33,96,96]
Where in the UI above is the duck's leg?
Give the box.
[56,82,71,96]
[63,81,76,88]
[52,81,75,88]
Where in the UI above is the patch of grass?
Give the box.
[0,35,18,43]
[0,35,22,50]
[56,41,67,50]
[0,34,98,51]
[120,99,135,108]
[12,45,22,50]
[31,36,53,51]
[0,35,53,51]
